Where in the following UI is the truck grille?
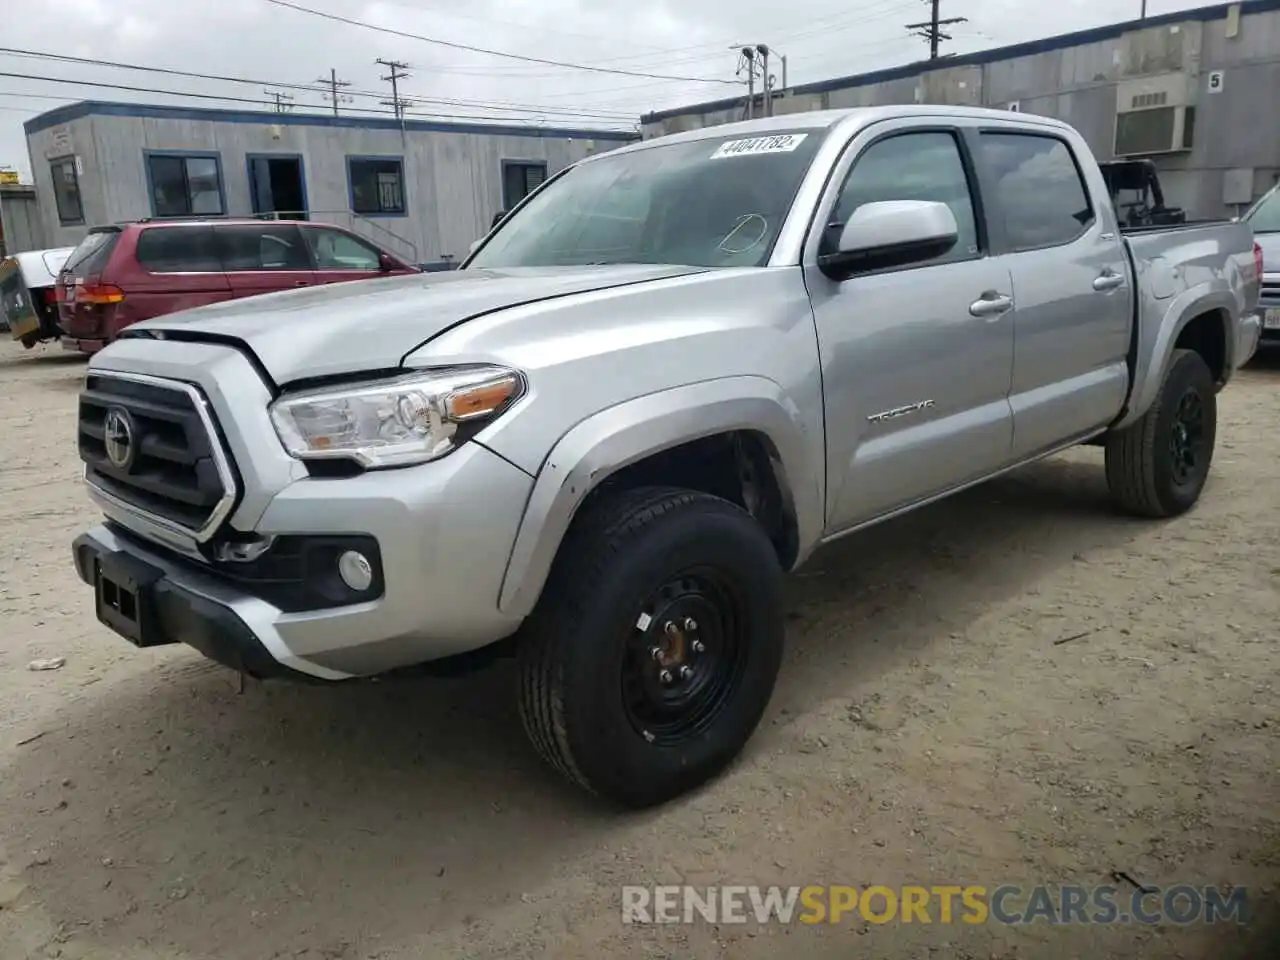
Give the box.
[1260,281,1280,307]
[78,372,237,541]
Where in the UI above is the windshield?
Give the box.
[1246,186,1280,233]
[467,130,827,269]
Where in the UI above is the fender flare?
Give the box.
[496,376,823,619]
[1115,283,1238,431]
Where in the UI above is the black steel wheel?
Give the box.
[519,486,785,808]
[620,570,750,746]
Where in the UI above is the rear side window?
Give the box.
[979,133,1094,250]
[216,224,311,271]
[62,230,120,276]
[136,226,220,273]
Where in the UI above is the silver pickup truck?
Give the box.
[71,107,1261,807]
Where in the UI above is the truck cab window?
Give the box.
[980,133,1094,250]
[829,131,980,264]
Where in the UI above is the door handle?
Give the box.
[1092,271,1126,292]
[969,293,1013,319]
[294,280,310,287]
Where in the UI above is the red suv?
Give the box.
[57,219,420,353]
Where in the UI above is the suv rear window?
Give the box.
[136,225,221,273]
[62,230,120,276]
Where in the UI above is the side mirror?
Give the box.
[491,211,507,229]
[378,252,397,272]
[818,200,959,280]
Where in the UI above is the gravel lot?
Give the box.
[1,339,1278,960]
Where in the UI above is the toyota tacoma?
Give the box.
[71,107,1261,807]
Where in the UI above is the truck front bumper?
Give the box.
[72,442,534,682]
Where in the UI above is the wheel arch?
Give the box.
[496,377,823,619]
[1115,284,1237,432]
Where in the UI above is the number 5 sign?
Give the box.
[1207,70,1225,93]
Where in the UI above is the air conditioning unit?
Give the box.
[1113,73,1196,157]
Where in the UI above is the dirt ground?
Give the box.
[0,338,1277,960]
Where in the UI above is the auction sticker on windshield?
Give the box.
[711,134,809,159]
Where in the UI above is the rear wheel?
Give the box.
[518,486,785,808]
[1105,348,1217,518]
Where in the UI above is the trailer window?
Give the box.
[49,156,84,226]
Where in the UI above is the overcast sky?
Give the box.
[1,0,1211,180]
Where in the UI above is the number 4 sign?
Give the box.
[1207,70,1225,93]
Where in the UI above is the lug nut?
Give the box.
[683,617,698,631]
[679,666,693,680]
[664,621,679,636]
[692,640,706,654]
[649,646,663,661]
[659,669,673,684]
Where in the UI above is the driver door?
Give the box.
[803,122,1016,534]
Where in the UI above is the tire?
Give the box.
[518,486,785,808]
[1105,348,1217,518]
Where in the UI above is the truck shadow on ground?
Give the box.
[0,452,1173,957]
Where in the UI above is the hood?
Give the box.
[123,264,705,384]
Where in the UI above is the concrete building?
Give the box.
[23,101,636,265]
[642,0,1280,219]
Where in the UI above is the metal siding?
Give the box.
[638,6,1280,218]
[25,112,605,262]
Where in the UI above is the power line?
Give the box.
[259,0,739,84]
[0,72,634,130]
[0,46,638,121]
[906,0,967,59]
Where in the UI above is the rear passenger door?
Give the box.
[302,226,386,285]
[214,223,316,298]
[131,225,232,320]
[976,129,1132,459]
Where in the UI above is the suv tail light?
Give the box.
[77,282,126,305]
[1255,241,1265,279]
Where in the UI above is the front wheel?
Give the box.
[518,486,785,808]
[1105,348,1217,518]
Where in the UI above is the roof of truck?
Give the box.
[597,105,1072,160]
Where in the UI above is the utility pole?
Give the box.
[735,46,757,121]
[1141,0,1148,18]
[906,0,967,60]
[376,58,411,121]
[316,68,352,117]
[756,44,772,117]
[263,89,295,113]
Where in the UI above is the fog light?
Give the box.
[337,550,374,592]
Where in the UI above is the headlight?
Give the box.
[269,365,524,468]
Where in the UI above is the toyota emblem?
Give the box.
[103,407,136,471]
